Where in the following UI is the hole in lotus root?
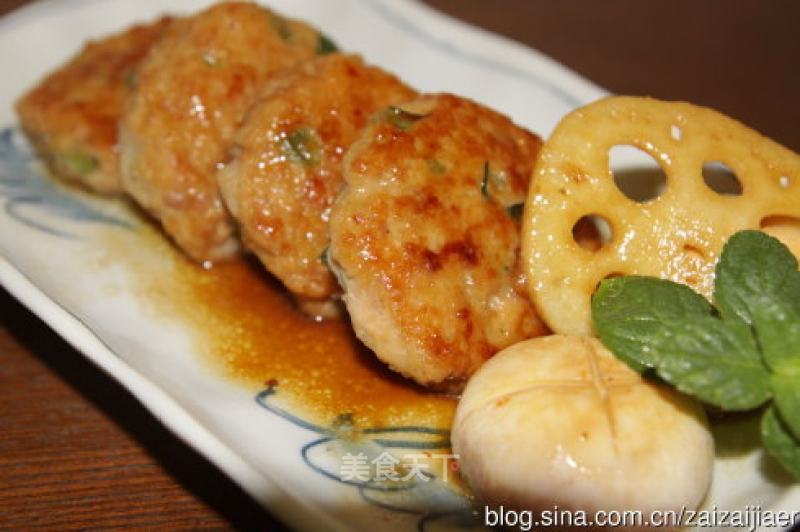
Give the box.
[702,161,742,196]
[609,145,667,203]
[573,215,613,251]
[525,96,800,338]
[760,215,800,259]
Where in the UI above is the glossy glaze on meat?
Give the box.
[329,94,548,389]
[16,17,174,194]
[119,2,323,262]
[218,53,416,317]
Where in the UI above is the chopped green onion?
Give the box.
[427,159,446,175]
[123,69,137,89]
[384,106,425,131]
[283,127,321,166]
[316,34,338,55]
[59,152,97,176]
[270,13,292,42]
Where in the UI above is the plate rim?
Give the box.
[1,0,798,530]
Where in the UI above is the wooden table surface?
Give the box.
[1,0,798,530]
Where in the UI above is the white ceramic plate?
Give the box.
[0,1,797,530]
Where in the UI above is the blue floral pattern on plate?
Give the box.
[0,123,477,530]
[0,127,132,239]
[256,383,480,531]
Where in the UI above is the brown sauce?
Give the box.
[101,223,457,431]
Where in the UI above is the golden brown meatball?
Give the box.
[15,17,174,194]
[217,53,416,318]
[119,2,327,263]
[328,94,548,390]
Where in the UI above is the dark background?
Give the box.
[1,0,798,529]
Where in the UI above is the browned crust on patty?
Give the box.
[119,1,322,263]
[329,93,548,389]
[218,53,416,317]
[15,16,174,194]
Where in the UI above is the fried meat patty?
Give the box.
[328,94,548,389]
[16,17,173,194]
[217,53,416,318]
[119,1,325,263]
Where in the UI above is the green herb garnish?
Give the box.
[59,151,98,176]
[427,159,446,175]
[592,230,800,479]
[123,69,137,89]
[481,161,524,220]
[762,406,800,479]
[270,13,292,42]
[282,127,321,166]
[384,106,424,131]
[316,34,338,55]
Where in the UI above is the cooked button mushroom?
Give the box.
[452,335,714,523]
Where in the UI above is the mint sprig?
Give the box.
[762,406,800,479]
[592,230,800,480]
[716,230,800,371]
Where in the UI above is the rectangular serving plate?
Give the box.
[0,1,797,530]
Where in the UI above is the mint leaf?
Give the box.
[593,230,800,481]
[772,372,800,441]
[715,230,800,371]
[593,276,772,410]
[593,276,712,371]
[761,405,800,480]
